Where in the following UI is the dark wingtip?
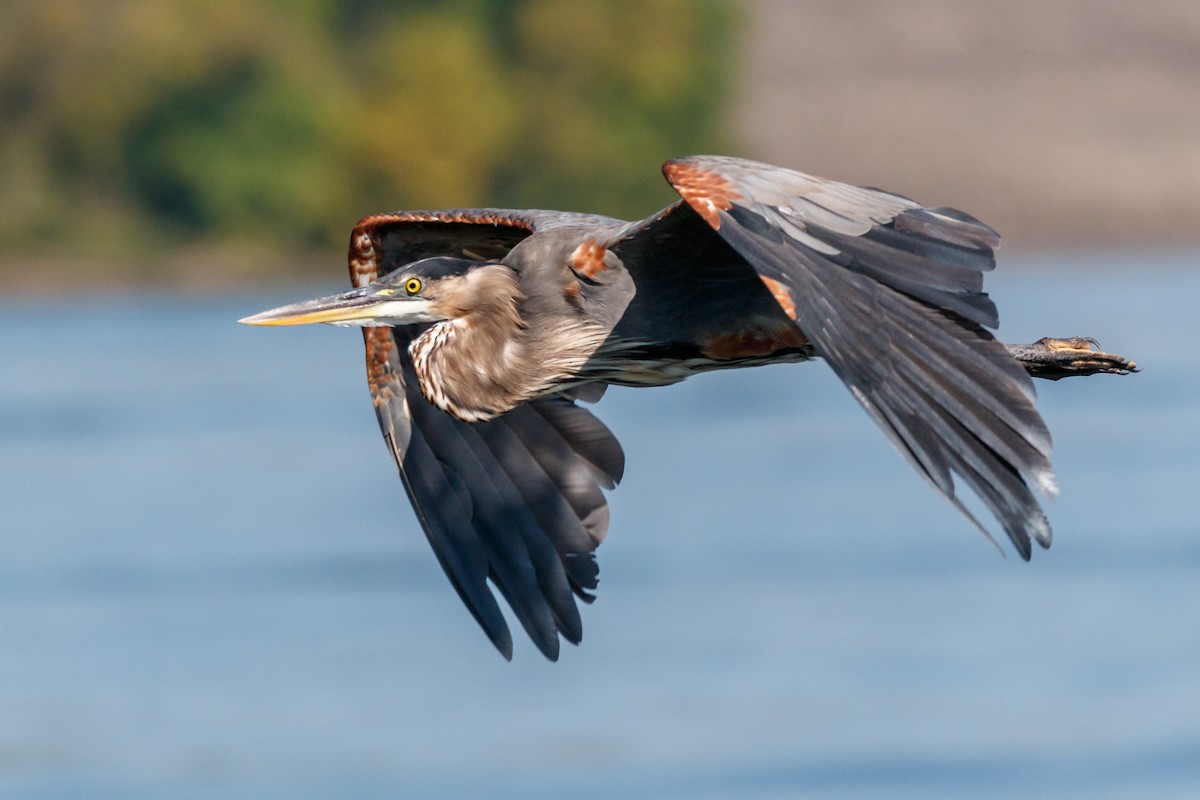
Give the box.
[1016,539,1033,562]
[535,636,561,662]
[489,626,514,661]
[555,607,584,647]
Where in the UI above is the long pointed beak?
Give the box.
[239,287,414,327]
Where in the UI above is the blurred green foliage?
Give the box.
[0,0,735,279]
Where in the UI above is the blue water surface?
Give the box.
[1,254,1196,798]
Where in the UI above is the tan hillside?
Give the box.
[734,0,1200,248]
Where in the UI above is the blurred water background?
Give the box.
[2,257,1195,799]
[2,2,1199,798]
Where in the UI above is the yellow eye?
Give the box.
[404,278,423,295]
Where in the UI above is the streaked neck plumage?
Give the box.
[409,264,607,421]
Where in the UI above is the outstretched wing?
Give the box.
[348,207,624,281]
[349,210,625,660]
[619,156,1055,558]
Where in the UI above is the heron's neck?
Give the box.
[409,271,605,421]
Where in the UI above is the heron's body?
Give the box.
[396,222,817,420]
[243,156,1135,660]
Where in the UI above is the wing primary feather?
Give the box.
[477,418,602,606]
[388,365,622,656]
[894,206,1001,250]
[883,301,1052,466]
[456,420,586,645]
[404,396,565,660]
[522,404,620,546]
[895,373,1049,554]
[532,397,626,489]
[398,423,516,659]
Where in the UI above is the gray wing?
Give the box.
[350,211,625,660]
[620,156,1055,558]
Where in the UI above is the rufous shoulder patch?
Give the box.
[663,161,743,229]
[570,240,609,280]
[759,275,797,321]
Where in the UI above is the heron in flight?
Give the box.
[242,156,1135,660]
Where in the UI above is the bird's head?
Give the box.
[240,257,517,328]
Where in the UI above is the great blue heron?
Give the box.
[242,155,1135,660]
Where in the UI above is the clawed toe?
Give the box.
[1008,337,1139,379]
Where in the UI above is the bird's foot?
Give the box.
[1006,336,1139,380]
